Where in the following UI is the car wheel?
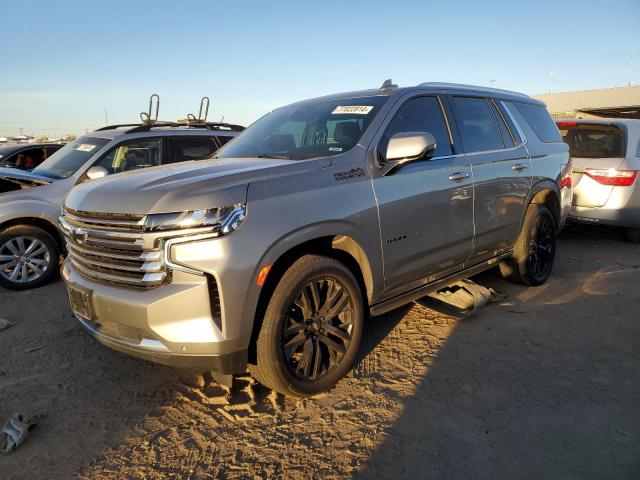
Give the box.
[500,204,556,286]
[249,254,364,397]
[0,225,60,290]
[626,227,640,244]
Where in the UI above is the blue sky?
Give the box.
[0,0,638,137]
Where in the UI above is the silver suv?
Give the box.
[0,122,242,290]
[61,82,571,397]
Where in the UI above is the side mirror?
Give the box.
[85,166,109,181]
[384,132,437,163]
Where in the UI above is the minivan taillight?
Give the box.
[584,168,638,187]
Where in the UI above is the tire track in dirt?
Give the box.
[78,304,458,479]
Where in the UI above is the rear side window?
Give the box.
[513,103,562,143]
[490,101,515,147]
[381,96,453,157]
[167,137,217,164]
[557,123,626,158]
[450,97,504,152]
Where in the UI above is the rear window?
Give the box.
[513,102,562,143]
[557,123,625,158]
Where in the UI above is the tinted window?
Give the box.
[451,97,504,152]
[558,123,626,158]
[490,101,515,147]
[216,135,234,148]
[167,137,217,164]
[217,95,388,160]
[513,102,561,143]
[381,96,452,157]
[94,138,162,174]
[46,145,63,157]
[32,137,110,179]
[14,147,46,170]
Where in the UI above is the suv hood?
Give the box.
[0,167,53,194]
[65,157,330,214]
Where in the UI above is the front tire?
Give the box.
[0,225,60,290]
[249,254,364,397]
[500,204,556,286]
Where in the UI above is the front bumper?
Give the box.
[62,259,249,373]
[73,313,246,371]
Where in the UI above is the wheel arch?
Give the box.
[528,180,561,230]
[0,217,65,251]
[247,231,376,364]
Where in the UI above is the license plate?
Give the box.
[67,284,94,321]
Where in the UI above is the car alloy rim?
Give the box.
[282,276,354,382]
[527,216,555,280]
[0,236,51,283]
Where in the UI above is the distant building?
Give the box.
[533,85,640,119]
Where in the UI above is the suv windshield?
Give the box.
[32,137,110,179]
[558,123,626,158]
[217,96,388,160]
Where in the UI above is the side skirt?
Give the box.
[369,252,511,317]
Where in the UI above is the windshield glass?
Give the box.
[217,96,388,160]
[32,137,110,179]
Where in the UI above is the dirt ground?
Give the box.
[1,224,639,479]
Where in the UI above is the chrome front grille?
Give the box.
[61,208,168,288]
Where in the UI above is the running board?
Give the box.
[369,253,511,317]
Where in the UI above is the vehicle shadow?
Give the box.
[355,223,640,479]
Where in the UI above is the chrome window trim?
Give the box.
[500,101,528,144]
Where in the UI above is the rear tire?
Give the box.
[500,204,556,286]
[0,225,60,290]
[248,254,364,397]
[626,227,640,244]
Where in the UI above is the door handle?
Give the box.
[448,172,470,182]
[512,162,529,171]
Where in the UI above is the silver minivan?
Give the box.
[557,118,640,242]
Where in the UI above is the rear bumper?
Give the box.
[569,185,640,228]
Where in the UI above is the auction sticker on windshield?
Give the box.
[76,144,97,152]
[332,106,374,115]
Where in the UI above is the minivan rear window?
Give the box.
[513,102,562,143]
[557,123,625,158]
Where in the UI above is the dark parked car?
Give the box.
[0,143,65,170]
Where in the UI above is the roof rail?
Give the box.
[417,82,530,98]
[95,123,145,131]
[124,122,244,134]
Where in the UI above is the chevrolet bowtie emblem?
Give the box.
[71,227,88,245]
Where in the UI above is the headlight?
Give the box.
[145,204,245,235]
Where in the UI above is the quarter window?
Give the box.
[381,96,452,158]
[513,102,562,143]
[451,97,504,152]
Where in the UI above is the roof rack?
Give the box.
[417,82,530,98]
[94,95,245,134]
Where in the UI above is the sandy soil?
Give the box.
[1,224,639,479]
